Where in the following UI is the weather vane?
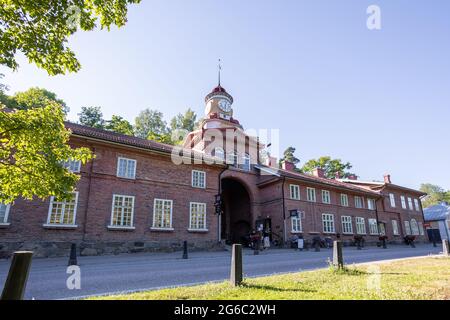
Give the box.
[218,58,222,86]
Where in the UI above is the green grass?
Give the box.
[90,257,450,300]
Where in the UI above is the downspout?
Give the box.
[281,176,287,246]
[82,146,95,242]
[217,164,229,243]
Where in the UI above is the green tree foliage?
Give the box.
[0,104,93,204]
[134,108,170,141]
[280,146,300,167]
[0,0,141,75]
[9,87,69,114]
[420,183,450,208]
[105,115,134,135]
[170,108,197,132]
[78,106,105,129]
[301,156,355,179]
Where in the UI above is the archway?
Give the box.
[221,178,252,245]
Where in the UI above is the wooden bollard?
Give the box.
[333,241,344,269]
[1,251,33,300]
[230,244,243,286]
[443,239,450,257]
[182,241,188,259]
[68,243,78,266]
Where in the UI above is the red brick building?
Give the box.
[0,84,427,257]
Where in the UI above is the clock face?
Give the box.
[218,99,231,112]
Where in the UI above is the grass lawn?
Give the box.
[91,256,450,300]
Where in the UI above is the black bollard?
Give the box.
[333,241,344,269]
[68,243,78,266]
[314,241,320,252]
[356,239,362,250]
[230,244,243,286]
[443,239,450,256]
[1,251,33,300]
[182,241,188,259]
[382,239,387,249]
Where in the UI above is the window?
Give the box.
[322,213,335,233]
[322,190,331,204]
[63,159,81,173]
[414,199,421,212]
[392,220,399,235]
[0,203,11,224]
[341,216,353,234]
[153,199,173,229]
[401,196,407,209]
[408,197,414,211]
[110,195,134,227]
[389,193,396,208]
[378,223,386,236]
[226,152,238,167]
[341,194,349,207]
[355,196,364,208]
[356,217,366,235]
[289,185,300,200]
[214,147,224,160]
[241,153,251,171]
[368,219,379,235]
[410,219,419,235]
[117,157,136,179]
[189,202,207,230]
[192,170,206,188]
[47,193,78,226]
[404,220,411,235]
[307,188,316,202]
[367,198,376,210]
[418,222,424,236]
[291,216,302,233]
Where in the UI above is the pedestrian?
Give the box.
[263,229,270,250]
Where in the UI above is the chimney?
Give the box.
[347,174,358,180]
[281,160,295,172]
[335,171,342,179]
[265,156,278,168]
[312,167,326,178]
[384,174,391,184]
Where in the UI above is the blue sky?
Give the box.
[1,0,449,190]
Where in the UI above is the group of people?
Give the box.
[249,229,271,250]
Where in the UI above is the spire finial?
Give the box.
[218,58,222,86]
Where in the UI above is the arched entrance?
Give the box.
[221,178,252,245]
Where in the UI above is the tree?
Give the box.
[9,87,69,114]
[280,146,300,167]
[0,104,93,204]
[0,0,141,75]
[78,106,105,129]
[105,115,134,135]
[419,183,450,208]
[301,156,355,179]
[134,108,170,140]
[170,108,197,132]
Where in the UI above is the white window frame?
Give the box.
[191,170,206,189]
[392,220,399,235]
[368,218,379,235]
[341,216,353,234]
[322,190,331,204]
[389,193,396,208]
[291,216,302,233]
[45,192,79,227]
[307,187,316,202]
[214,147,225,160]
[401,196,407,209]
[410,219,420,235]
[322,213,335,233]
[414,199,421,212]
[226,152,238,167]
[340,194,349,207]
[0,203,11,225]
[289,184,300,200]
[189,202,207,231]
[418,221,424,236]
[356,217,366,235]
[404,220,412,235]
[367,198,376,210]
[152,198,173,230]
[241,153,251,171]
[408,197,414,211]
[108,194,135,229]
[354,196,364,209]
[116,157,137,179]
[63,159,81,173]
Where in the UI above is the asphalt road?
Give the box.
[0,244,441,300]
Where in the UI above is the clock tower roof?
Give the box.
[204,85,234,104]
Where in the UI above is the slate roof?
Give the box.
[424,202,450,221]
